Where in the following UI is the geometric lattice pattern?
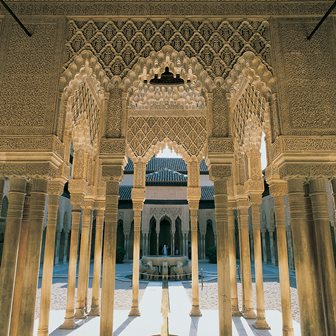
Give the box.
[233,83,266,148]
[65,19,271,79]
[127,116,207,158]
[71,81,100,145]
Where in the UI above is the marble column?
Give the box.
[124,233,129,260]
[287,178,326,335]
[129,204,143,316]
[54,230,61,264]
[85,213,93,314]
[100,178,121,336]
[61,203,82,329]
[249,231,254,263]
[38,181,64,336]
[250,195,270,329]
[227,203,241,316]
[270,184,294,336]
[261,231,267,263]
[286,230,294,269]
[63,231,69,263]
[157,234,160,255]
[269,230,276,265]
[238,203,256,319]
[16,178,48,336]
[183,232,188,256]
[189,203,202,316]
[90,208,104,316]
[75,204,93,319]
[309,178,336,335]
[213,179,232,335]
[9,182,31,336]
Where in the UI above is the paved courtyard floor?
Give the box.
[34,261,300,335]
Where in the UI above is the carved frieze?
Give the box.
[64,19,271,80]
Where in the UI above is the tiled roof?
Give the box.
[201,186,214,200]
[119,186,132,200]
[146,168,187,185]
[118,185,214,201]
[124,157,208,173]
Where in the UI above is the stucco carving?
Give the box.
[150,207,182,223]
[64,19,271,81]
[127,116,207,161]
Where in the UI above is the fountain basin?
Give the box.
[140,256,191,281]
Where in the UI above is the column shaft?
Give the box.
[100,181,119,336]
[238,206,256,319]
[287,178,326,335]
[129,209,142,316]
[309,178,336,335]
[189,207,201,316]
[213,180,231,335]
[61,208,81,329]
[90,209,104,316]
[228,207,240,316]
[17,178,48,336]
[38,193,61,336]
[0,178,27,336]
[75,207,92,318]
[10,183,31,336]
[251,203,270,329]
[273,195,294,336]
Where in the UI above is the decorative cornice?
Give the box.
[0,2,331,16]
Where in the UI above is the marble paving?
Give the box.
[34,282,301,335]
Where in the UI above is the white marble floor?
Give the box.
[34,282,301,335]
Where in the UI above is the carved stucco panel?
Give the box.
[272,18,336,135]
[0,19,63,135]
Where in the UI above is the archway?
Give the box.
[149,217,157,255]
[159,216,172,255]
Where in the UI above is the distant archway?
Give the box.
[159,216,172,255]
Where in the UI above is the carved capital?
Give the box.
[47,179,66,196]
[209,164,232,181]
[99,137,126,156]
[269,182,288,197]
[101,165,124,181]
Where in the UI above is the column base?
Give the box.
[242,309,256,319]
[231,307,242,317]
[74,308,87,319]
[190,305,202,317]
[282,327,294,336]
[60,318,77,329]
[37,328,48,336]
[89,305,100,316]
[253,318,271,330]
[128,307,141,316]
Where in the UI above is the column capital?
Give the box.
[101,164,124,182]
[131,187,145,208]
[208,164,232,182]
[47,179,66,196]
[269,181,288,197]
[249,193,262,206]
[187,186,201,203]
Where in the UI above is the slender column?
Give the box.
[0,178,27,336]
[38,181,64,336]
[63,231,69,263]
[238,204,256,319]
[213,179,232,334]
[270,184,294,336]
[54,231,61,264]
[182,232,187,256]
[227,204,241,316]
[250,195,270,329]
[9,183,31,336]
[269,230,276,265]
[100,177,122,336]
[75,203,93,318]
[124,234,129,259]
[0,178,4,213]
[85,213,93,314]
[261,231,267,263]
[286,229,294,269]
[287,178,326,335]
[16,178,48,336]
[129,205,143,316]
[309,178,336,335]
[171,228,175,255]
[61,202,82,329]
[157,234,160,255]
[90,207,104,316]
[249,231,254,262]
[189,203,202,316]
